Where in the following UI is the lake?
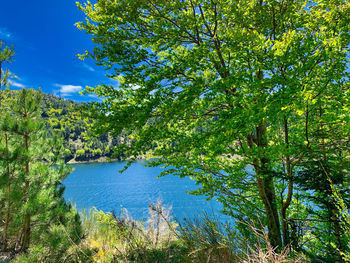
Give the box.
[63,161,229,222]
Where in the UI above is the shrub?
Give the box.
[76,149,85,157]
[80,200,184,263]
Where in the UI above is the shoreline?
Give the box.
[66,154,152,164]
[67,156,120,164]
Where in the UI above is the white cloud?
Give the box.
[54,84,83,97]
[82,63,95,72]
[0,28,12,39]
[11,81,25,88]
[88,93,99,99]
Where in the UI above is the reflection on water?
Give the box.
[63,161,229,222]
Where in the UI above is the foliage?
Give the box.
[0,88,83,262]
[0,42,85,262]
[326,169,350,262]
[40,93,119,163]
[0,40,14,95]
[293,160,350,261]
[79,201,185,263]
[77,0,350,257]
[76,203,305,263]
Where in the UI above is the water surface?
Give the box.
[63,161,228,221]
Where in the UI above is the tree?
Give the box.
[0,39,14,107]
[77,0,350,250]
[0,89,80,253]
[0,40,15,250]
[0,42,83,260]
[0,88,83,261]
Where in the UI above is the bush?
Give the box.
[76,149,85,157]
[75,201,307,263]
[78,200,186,263]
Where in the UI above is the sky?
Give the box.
[0,0,112,102]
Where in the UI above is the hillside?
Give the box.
[40,93,121,163]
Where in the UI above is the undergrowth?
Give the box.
[70,200,307,263]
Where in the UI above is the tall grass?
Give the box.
[239,224,304,263]
[79,200,185,262]
[74,200,305,263]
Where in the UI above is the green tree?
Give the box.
[0,42,83,260]
[329,175,350,262]
[294,160,350,261]
[0,40,15,250]
[0,88,83,261]
[77,0,350,250]
[39,93,115,163]
[0,39,14,107]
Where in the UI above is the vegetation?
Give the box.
[77,0,350,261]
[0,89,120,164]
[0,0,350,261]
[0,42,83,262]
[72,201,306,263]
[0,89,83,261]
[40,93,120,163]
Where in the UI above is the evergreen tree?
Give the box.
[0,39,15,250]
[0,39,14,107]
[0,42,83,262]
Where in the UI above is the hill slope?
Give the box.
[40,93,121,163]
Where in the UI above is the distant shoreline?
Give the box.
[66,154,151,164]
[67,156,120,164]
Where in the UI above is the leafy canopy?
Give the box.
[77,0,350,251]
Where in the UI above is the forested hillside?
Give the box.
[40,93,121,163]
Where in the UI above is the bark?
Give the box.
[256,164,283,249]
[281,117,293,246]
[2,133,11,250]
[20,131,31,251]
[249,122,283,249]
[20,213,31,251]
[281,179,292,246]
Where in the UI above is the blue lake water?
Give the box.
[63,161,229,222]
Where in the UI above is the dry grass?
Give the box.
[239,224,305,263]
[76,202,307,263]
[80,200,182,262]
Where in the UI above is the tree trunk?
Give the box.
[20,213,31,251]
[251,122,283,249]
[20,133,31,251]
[281,117,293,247]
[256,167,282,249]
[2,133,11,250]
[332,205,345,262]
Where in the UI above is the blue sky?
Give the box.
[0,0,112,101]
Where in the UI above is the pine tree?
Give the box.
[0,39,14,106]
[0,42,83,261]
[0,39,15,250]
[0,88,83,260]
